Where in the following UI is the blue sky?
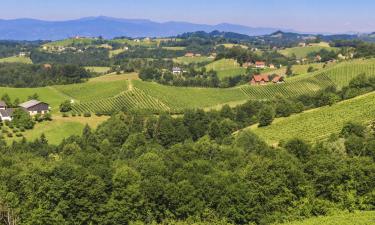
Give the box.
[1,0,374,33]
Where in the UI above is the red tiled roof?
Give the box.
[252,74,269,82]
[255,61,265,65]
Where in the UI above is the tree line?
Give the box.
[0,63,91,87]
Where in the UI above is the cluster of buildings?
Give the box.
[0,100,50,122]
[250,74,285,86]
[184,52,202,57]
[243,61,275,69]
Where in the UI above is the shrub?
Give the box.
[83,112,91,117]
[62,113,69,118]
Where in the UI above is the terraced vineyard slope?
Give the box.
[249,91,375,144]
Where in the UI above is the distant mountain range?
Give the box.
[0,16,291,40]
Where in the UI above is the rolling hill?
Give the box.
[0,17,283,40]
[249,91,375,144]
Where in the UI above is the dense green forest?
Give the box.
[0,63,91,87]
[0,109,373,224]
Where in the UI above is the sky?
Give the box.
[0,0,374,33]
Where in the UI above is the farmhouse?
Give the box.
[255,61,266,69]
[19,100,50,116]
[0,101,12,121]
[172,67,182,74]
[0,101,6,110]
[185,52,195,57]
[250,74,270,85]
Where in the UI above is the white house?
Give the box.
[172,67,182,74]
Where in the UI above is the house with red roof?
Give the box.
[250,74,270,85]
[255,61,266,69]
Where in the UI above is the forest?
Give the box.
[0,63,91,87]
[0,108,373,224]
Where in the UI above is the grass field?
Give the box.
[279,42,338,58]
[53,78,128,102]
[84,66,111,74]
[249,91,375,144]
[0,56,32,64]
[268,63,326,76]
[8,115,109,145]
[162,46,186,51]
[43,38,96,47]
[173,56,214,65]
[276,211,375,225]
[219,43,249,49]
[205,59,247,79]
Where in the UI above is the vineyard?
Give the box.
[71,87,172,114]
[250,91,375,144]
[241,73,335,99]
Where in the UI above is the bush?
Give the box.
[7,133,13,138]
[15,133,23,137]
[59,100,73,112]
[83,112,91,117]
[62,113,69,118]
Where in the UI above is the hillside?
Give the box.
[2,58,367,114]
[0,17,281,40]
[279,43,338,58]
[249,91,375,144]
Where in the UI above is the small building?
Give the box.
[272,75,285,84]
[255,61,266,69]
[185,52,195,57]
[250,74,270,85]
[269,64,275,69]
[172,67,182,75]
[315,55,322,62]
[0,101,12,121]
[19,100,49,116]
[0,109,13,121]
[0,101,6,110]
[298,42,306,47]
[19,52,27,57]
[195,54,202,57]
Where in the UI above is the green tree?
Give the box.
[59,100,72,112]
[258,105,275,127]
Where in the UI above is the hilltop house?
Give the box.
[19,100,50,116]
[185,52,195,57]
[255,61,266,69]
[250,74,285,85]
[172,67,182,75]
[250,74,270,85]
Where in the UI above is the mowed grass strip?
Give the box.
[276,211,375,225]
[53,79,128,102]
[249,92,375,144]
[173,56,214,65]
[9,115,109,145]
[0,56,32,64]
[205,59,247,79]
